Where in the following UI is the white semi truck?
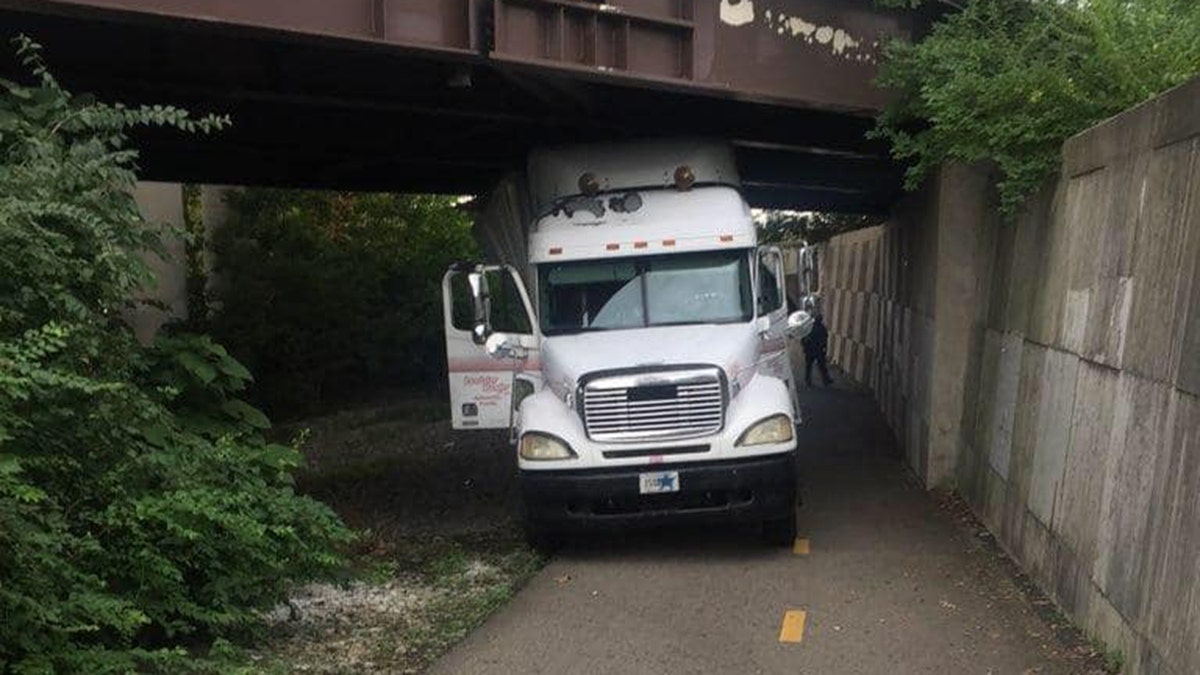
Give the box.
[441,140,814,547]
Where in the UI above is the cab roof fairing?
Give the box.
[527,186,756,264]
[527,139,742,217]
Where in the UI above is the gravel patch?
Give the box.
[260,580,437,674]
[252,397,542,674]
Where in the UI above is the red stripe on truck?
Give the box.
[448,357,541,373]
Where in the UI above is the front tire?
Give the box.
[762,510,797,547]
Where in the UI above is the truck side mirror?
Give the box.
[485,332,528,360]
[786,310,814,339]
[468,271,492,345]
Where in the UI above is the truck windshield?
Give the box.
[538,250,752,335]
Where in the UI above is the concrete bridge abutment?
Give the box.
[819,77,1200,675]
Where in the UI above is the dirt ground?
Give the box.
[252,396,542,674]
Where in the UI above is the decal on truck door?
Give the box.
[442,266,540,430]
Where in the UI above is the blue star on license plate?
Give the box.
[639,470,680,494]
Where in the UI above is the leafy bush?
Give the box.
[0,38,351,672]
[756,211,883,245]
[207,189,479,419]
[873,0,1200,215]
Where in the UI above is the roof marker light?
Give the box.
[549,247,563,255]
[720,235,734,243]
[634,241,648,249]
[662,239,676,247]
[579,172,600,197]
[674,165,695,191]
[606,243,620,251]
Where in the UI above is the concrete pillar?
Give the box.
[200,185,236,303]
[126,183,237,342]
[925,163,994,488]
[128,181,188,343]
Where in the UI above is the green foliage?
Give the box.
[756,211,883,245]
[208,189,479,418]
[181,184,209,328]
[1102,647,1126,674]
[873,0,1200,216]
[0,37,351,672]
[874,0,931,8]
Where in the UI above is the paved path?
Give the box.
[432,380,1105,675]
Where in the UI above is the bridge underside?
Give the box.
[0,0,935,212]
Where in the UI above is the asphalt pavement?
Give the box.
[430,375,1106,675]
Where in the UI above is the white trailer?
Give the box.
[441,139,814,546]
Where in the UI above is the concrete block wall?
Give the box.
[821,76,1200,674]
[818,166,973,486]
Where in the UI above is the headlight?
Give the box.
[736,414,794,447]
[519,432,577,461]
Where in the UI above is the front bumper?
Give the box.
[520,452,796,531]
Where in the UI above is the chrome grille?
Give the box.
[582,368,725,442]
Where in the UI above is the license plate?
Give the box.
[639,471,680,494]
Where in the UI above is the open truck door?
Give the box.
[756,246,792,391]
[442,264,540,430]
[756,246,812,419]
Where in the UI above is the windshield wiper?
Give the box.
[649,319,745,328]
[545,326,613,336]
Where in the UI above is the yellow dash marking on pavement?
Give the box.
[793,538,810,556]
[778,610,807,643]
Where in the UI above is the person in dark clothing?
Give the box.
[801,314,833,387]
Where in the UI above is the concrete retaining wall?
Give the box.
[820,77,1200,674]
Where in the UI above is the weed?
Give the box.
[1101,645,1125,674]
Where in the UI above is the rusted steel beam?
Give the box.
[1,0,928,112]
[0,0,486,58]
[0,0,923,210]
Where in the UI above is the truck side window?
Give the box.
[448,270,531,334]
[757,256,782,315]
[449,273,474,331]
[488,270,533,334]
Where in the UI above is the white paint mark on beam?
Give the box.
[719,0,755,27]
[787,16,816,40]
[832,28,860,55]
[738,6,876,63]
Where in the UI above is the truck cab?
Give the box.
[442,140,813,546]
